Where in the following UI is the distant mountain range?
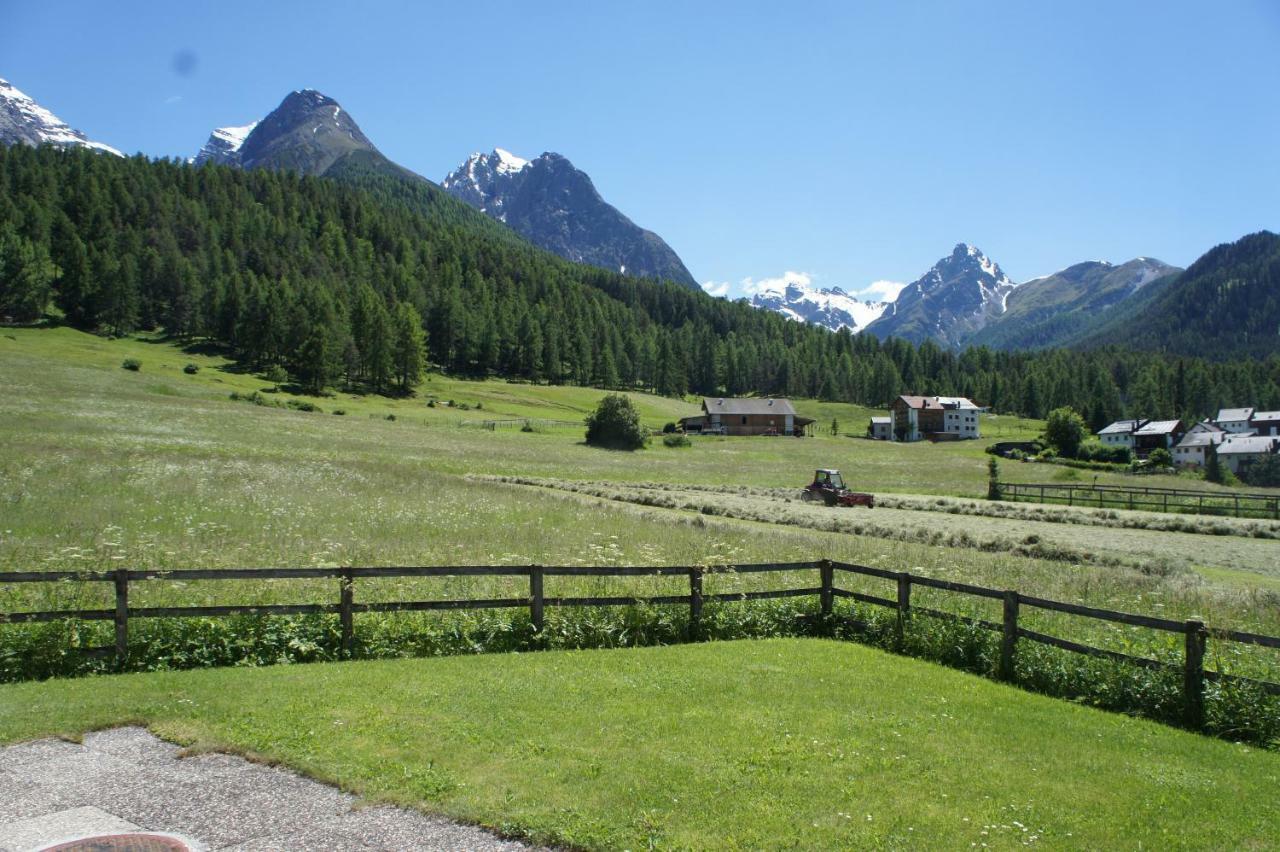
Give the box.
[2,74,1277,359]
[190,91,698,290]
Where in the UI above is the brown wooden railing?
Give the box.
[1001,482,1280,519]
[2,561,1277,730]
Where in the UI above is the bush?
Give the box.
[1148,448,1174,469]
[663,433,691,448]
[585,393,647,450]
[286,399,320,413]
[264,365,288,387]
[1043,407,1088,458]
[121,358,141,371]
[987,457,1002,500]
[183,363,199,375]
[1242,454,1280,487]
[426,399,436,408]
[1076,439,1131,464]
[662,422,677,434]
[385,413,396,421]
[332,409,346,416]
[521,421,536,433]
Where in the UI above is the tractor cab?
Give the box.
[801,468,875,508]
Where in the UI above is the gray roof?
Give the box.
[1187,420,1225,435]
[1252,410,1280,422]
[1134,419,1182,436]
[1217,436,1279,455]
[1175,431,1224,449]
[703,397,797,416]
[870,416,891,424]
[1217,407,1254,422]
[1098,419,1144,435]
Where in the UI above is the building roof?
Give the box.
[1175,431,1225,449]
[1251,410,1280,422]
[1134,419,1183,436]
[1217,436,1279,455]
[702,397,797,416]
[1217,407,1254,422]
[1098,419,1145,435]
[895,395,980,411]
[870,416,891,424]
[1186,420,1225,435]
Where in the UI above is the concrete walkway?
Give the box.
[0,728,536,851]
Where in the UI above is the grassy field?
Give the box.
[2,639,1277,850]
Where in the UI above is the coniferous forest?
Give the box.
[1,144,1278,423]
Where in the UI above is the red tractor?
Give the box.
[801,468,875,508]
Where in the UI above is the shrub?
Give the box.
[426,399,436,408]
[521,421,536,433]
[121,358,141,371]
[332,409,346,416]
[264,365,288,387]
[1148,448,1174,469]
[986,457,1003,500]
[662,422,677,434]
[1242,454,1280,487]
[183,363,199,375]
[286,399,320,413]
[1043,406,1088,458]
[385,413,396,421]
[663,433,691,448]
[475,402,483,410]
[585,393,647,450]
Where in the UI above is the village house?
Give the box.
[1215,435,1280,475]
[1097,419,1147,449]
[1172,421,1226,467]
[679,398,814,436]
[1250,410,1280,437]
[1216,407,1255,434]
[1132,419,1186,457]
[887,395,983,442]
[868,416,893,440]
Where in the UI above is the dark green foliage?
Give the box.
[585,393,647,450]
[1204,441,1226,484]
[662,433,691,448]
[661,421,677,434]
[987,457,1002,500]
[183,363,199,374]
[1241,453,1280,487]
[121,358,140,371]
[830,418,839,436]
[1043,406,1089,458]
[264,364,288,388]
[1148,448,1174,469]
[0,226,58,321]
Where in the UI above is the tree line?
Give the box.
[1,143,1277,419]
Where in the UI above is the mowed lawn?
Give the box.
[0,639,1276,850]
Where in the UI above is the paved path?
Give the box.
[0,728,537,851]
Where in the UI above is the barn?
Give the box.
[679,398,814,436]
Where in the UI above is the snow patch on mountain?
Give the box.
[193,121,258,165]
[0,78,122,156]
[748,272,891,333]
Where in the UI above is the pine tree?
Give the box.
[391,301,427,392]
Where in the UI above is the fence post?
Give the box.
[819,559,833,618]
[530,566,544,634]
[1183,618,1206,731]
[999,591,1019,681]
[895,573,912,647]
[689,568,703,635]
[113,568,129,667]
[339,568,354,659]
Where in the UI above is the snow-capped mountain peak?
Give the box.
[0,77,122,156]
[492,147,529,174]
[193,121,258,166]
[750,274,890,333]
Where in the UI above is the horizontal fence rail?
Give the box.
[2,560,1278,730]
[1000,482,1280,519]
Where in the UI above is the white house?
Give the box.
[1216,408,1255,434]
[868,416,892,440]
[1172,421,1226,467]
[888,396,983,442]
[1216,435,1279,474]
[1097,419,1146,449]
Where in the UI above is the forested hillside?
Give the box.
[1,144,1278,422]
[1075,232,1280,359]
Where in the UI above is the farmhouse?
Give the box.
[1215,435,1280,475]
[868,416,893,440]
[1132,419,1185,457]
[1172,421,1226,467]
[679,398,814,436]
[1216,407,1255,434]
[1097,419,1146,449]
[888,395,982,442]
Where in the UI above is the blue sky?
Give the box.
[4,1,1279,300]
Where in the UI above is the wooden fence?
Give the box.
[1001,482,1280,519]
[2,561,1278,730]
[462,418,584,431]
